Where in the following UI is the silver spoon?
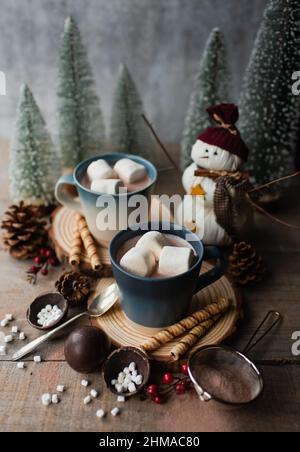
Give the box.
[12,283,119,361]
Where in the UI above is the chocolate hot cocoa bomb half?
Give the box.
[64,326,110,373]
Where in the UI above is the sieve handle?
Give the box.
[243,311,282,354]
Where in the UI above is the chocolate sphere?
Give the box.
[64,326,110,373]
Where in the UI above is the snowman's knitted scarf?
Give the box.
[214,176,252,240]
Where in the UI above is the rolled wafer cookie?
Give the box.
[141,298,230,353]
[170,315,221,361]
[69,221,82,266]
[77,214,102,271]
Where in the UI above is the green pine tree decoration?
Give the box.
[180,28,230,170]
[57,16,105,169]
[9,84,60,205]
[239,0,300,186]
[110,64,155,162]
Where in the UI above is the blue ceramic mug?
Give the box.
[55,153,157,247]
[109,222,226,328]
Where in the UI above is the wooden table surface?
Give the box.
[0,139,299,432]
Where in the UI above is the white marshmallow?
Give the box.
[34,356,42,363]
[117,395,126,403]
[90,389,98,398]
[87,159,117,181]
[81,379,90,387]
[128,382,136,393]
[114,158,146,184]
[51,394,59,404]
[90,179,122,195]
[120,247,156,277]
[123,367,130,375]
[118,372,125,383]
[96,409,106,418]
[4,335,13,343]
[11,326,18,334]
[134,375,143,386]
[0,345,7,356]
[41,393,51,406]
[115,384,123,393]
[111,407,120,417]
[17,362,26,369]
[1,319,9,327]
[158,246,194,276]
[111,379,117,386]
[136,231,168,261]
[57,385,65,393]
[83,395,92,405]
[19,332,26,341]
[5,314,13,321]
[128,362,136,373]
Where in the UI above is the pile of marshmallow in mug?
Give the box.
[87,158,146,194]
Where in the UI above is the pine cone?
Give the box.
[55,271,91,306]
[1,202,48,260]
[228,242,266,286]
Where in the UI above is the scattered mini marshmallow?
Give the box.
[111,379,117,386]
[136,231,168,261]
[33,355,42,363]
[114,158,146,184]
[1,319,9,328]
[11,326,19,334]
[57,385,65,393]
[128,382,136,393]
[5,314,13,321]
[87,160,117,182]
[158,246,194,277]
[83,395,92,405]
[4,335,13,343]
[120,246,156,277]
[37,305,63,328]
[128,362,136,373]
[41,393,51,406]
[96,409,106,419]
[81,379,90,387]
[0,345,7,356]
[90,389,98,399]
[51,394,59,404]
[19,332,26,341]
[117,395,126,403]
[111,407,120,417]
[90,179,122,195]
[17,362,26,369]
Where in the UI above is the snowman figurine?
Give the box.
[177,104,252,246]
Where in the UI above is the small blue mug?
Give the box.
[55,153,157,247]
[109,222,226,328]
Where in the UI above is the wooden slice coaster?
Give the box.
[90,263,241,362]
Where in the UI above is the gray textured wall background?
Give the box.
[0,0,268,142]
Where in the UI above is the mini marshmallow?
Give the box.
[57,385,65,393]
[87,160,117,182]
[134,375,143,386]
[81,379,90,387]
[128,362,136,373]
[90,389,98,398]
[4,335,13,343]
[118,372,125,383]
[45,305,52,312]
[136,231,168,261]
[17,362,26,369]
[51,394,59,404]
[5,314,13,321]
[96,409,106,418]
[34,356,42,363]
[123,367,130,375]
[1,319,9,327]
[111,407,120,417]
[114,158,146,184]
[115,384,123,393]
[131,370,138,377]
[19,332,26,341]
[41,393,51,406]
[128,382,136,393]
[0,345,7,356]
[158,246,194,277]
[117,395,126,403]
[83,395,92,405]
[111,379,117,386]
[90,179,122,195]
[11,326,18,334]
[120,246,156,277]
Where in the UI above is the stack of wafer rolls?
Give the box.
[141,298,230,354]
[69,214,102,271]
[69,221,82,266]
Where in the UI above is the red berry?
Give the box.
[45,250,52,258]
[34,256,42,265]
[162,372,174,385]
[147,384,158,396]
[153,395,163,404]
[175,382,186,395]
[48,257,59,267]
[39,248,46,256]
[29,266,38,274]
[41,268,48,276]
[181,363,189,376]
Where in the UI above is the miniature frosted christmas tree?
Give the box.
[110,64,155,162]
[239,0,300,186]
[180,28,230,170]
[9,84,60,205]
[57,16,105,169]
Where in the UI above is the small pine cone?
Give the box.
[1,202,48,260]
[55,271,91,306]
[228,242,266,286]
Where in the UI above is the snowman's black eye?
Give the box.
[214,151,218,156]
[205,149,209,153]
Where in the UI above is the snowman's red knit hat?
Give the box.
[197,103,249,162]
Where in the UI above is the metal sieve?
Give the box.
[188,311,281,406]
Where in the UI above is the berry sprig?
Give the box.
[144,363,191,404]
[27,246,59,284]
